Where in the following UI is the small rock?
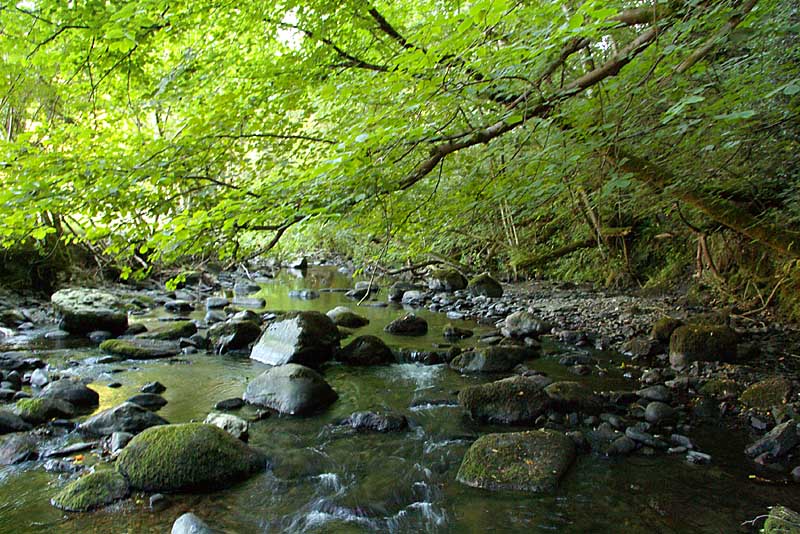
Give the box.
[149,493,166,510]
[141,381,166,394]
[126,393,167,410]
[172,512,215,534]
[204,413,249,441]
[636,385,671,402]
[644,401,676,425]
[686,450,711,464]
[214,398,244,411]
[110,431,134,453]
[384,313,428,336]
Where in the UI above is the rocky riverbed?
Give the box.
[0,259,798,533]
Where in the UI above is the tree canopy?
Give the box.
[1,0,798,308]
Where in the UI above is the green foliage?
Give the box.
[0,0,797,312]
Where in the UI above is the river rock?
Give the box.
[206,297,229,310]
[233,280,261,296]
[426,268,467,292]
[644,401,676,425]
[459,375,549,424]
[172,512,216,534]
[0,433,38,464]
[450,346,533,374]
[15,397,76,424]
[326,306,369,328]
[99,338,181,359]
[51,469,130,512]
[745,421,800,459]
[0,410,31,434]
[289,289,320,300]
[126,393,168,410]
[141,381,166,394]
[384,313,428,336]
[243,364,338,415]
[339,411,408,432]
[650,317,683,345]
[138,321,197,341]
[443,324,473,339]
[204,413,249,441]
[606,435,637,456]
[636,385,671,403]
[231,297,266,309]
[110,431,134,453]
[164,300,194,313]
[30,368,49,388]
[401,290,426,305]
[740,377,793,409]
[116,423,266,492]
[668,324,738,368]
[51,288,128,335]
[337,335,395,366]
[468,273,503,298]
[501,311,551,338]
[214,398,244,411]
[544,381,602,414]
[208,319,262,353]
[250,311,339,367]
[37,378,99,410]
[388,282,420,301]
[457,430,575,492]
[78,402,169,437]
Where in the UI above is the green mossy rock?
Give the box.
[668,324,738,368]
[116,423,266,492]
[51,469,129,512]
[650,317,683,344]
[740,377,793,409]
[456,430,576,492]
[137,321,197,341]
[468,273,503,298]
[699,379,742,399]
[764,505,800,534]
[99,338,181,359]
[15,397,76,424]
[51,288,129,335]
[458,376,550,424]
[426,268,467,292]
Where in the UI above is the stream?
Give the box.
[0,266,797,533]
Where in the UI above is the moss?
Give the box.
[764,505,800,534]
[458,376,549,424]
[116,423,266,492]
[99,338,180,359]
[137,320,197,341]
[699,379,742,399]
[456,430,575,492]
[668,324,738,367]
[650,317,683,344]
[468,273,503,297]
[740,377,793,409]
[15,397,75,424]
[427,268,467,291]
[51,469,129,512]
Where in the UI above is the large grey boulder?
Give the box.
[78,402,169,437]
[501,311,551,338]
[243,364,337,415]
[37,378,99,410]
[457,430,575,492]
[250,312,339,367]
[458,376,550,424]
[51,288,128,335]
[172,513,216,534]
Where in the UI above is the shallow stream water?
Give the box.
[0,267,797,533]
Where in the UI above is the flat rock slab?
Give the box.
[79,402,169,437]
[457,430,576,492]
[99,339,181,360]
[51,288,128,335]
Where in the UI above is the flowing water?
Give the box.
[0,267,797,533]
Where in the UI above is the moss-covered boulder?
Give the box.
[15,397,76,424]
[699,379,742,399]
[51,469,129,512]
[116,423,266,492]
[426,268,468,292]
[650,317,683,345]
[336,335,395,366]
[544,381,602,414]
[99,338,181,359]
[449,346,533,374]
[456,430,576,492]
[764,505,800,534]
[243,364,337,415]
[740,377,793,409]
[51,288,128,335]
[458,376,550,424]
[668,324,738,368]
[137,321,197,341]
[468,273,503,298]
